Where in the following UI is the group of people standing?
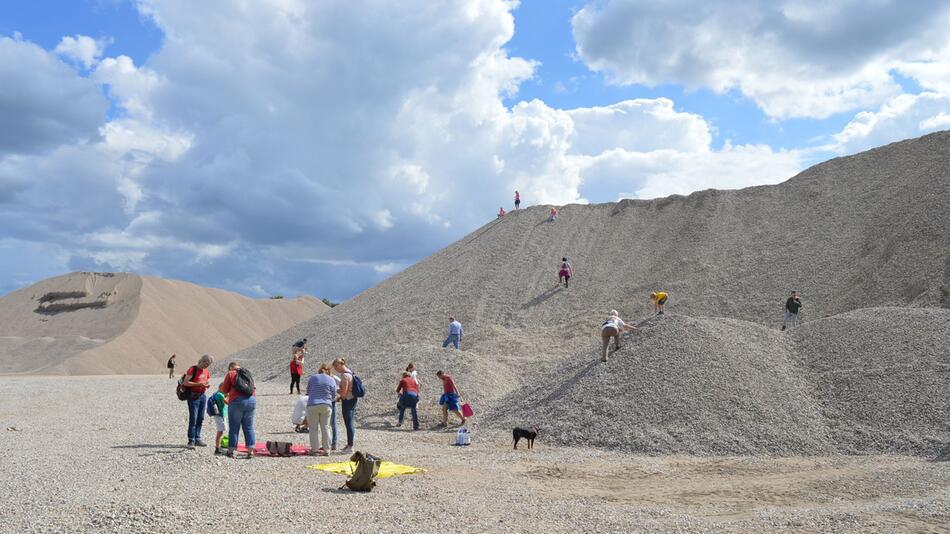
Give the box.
[177,355,257,458]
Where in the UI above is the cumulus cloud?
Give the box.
[0,36,107,156]
[833,92,950,153]
[0,0,812,301]
[54,34,106,68]
[572,0,950,119]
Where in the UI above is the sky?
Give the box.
[1,0,948,301]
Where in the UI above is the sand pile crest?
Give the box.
[0,272,327,375]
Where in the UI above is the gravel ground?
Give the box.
[488,307,950,455]
[1,376,948,533]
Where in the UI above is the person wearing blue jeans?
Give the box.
[330,401,338,449]
[181,354,213,448]
[220,363,257,458]
[333,358,358,450]
[442,316,463,349]
[187,393,207,446]
[395,371,420,430]
[227,395,257,456]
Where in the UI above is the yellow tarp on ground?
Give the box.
[306,461,426,478]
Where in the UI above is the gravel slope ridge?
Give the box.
[487,308,950,455]
[228,131,950,456]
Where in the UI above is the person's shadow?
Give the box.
[520,286,562,310]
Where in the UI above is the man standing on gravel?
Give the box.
[167,354,176,379]
[600,311,636,362]
[442,317,463,350]
[782,290,803,331]
[436,370,466,427]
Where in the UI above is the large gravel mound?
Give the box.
[229,131,950,455]
[488,308,949,455]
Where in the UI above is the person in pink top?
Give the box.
[514,190,521,209]
[498,207,506,218]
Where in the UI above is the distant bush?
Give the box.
[322,298,338,308]
[270,295,284,299]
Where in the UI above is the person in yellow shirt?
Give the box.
[650,291,668,315]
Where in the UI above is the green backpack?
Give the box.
[342,451,382,492]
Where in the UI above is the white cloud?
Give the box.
[834,92,950,153]
[0,36,107,156]
[54,34,106,69]
[1,0,814,300]
[572,0,950,119]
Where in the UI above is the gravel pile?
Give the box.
[226,131,950,456]
[488,308,950,455]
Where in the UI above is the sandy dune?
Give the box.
[0,272,326,375]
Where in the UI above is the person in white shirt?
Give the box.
[600,310,636,362]
[291,394,308,433]
[442,317,464,350]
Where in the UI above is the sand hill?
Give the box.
[0,272,327,375]
[231,131,950,455]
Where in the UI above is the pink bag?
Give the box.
[461,403,474,418]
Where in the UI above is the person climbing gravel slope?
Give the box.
[442,317,463,350]
[558,258,573,288]
[436,370,466,427]
[600,310,636,363]
[650,291,668,315]
[782,290,803,331]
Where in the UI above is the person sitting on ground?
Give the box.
[292,393,309,433]
[306,363,337,456]
[782,290,803,331]
[442,317,463,350]
[514,190,521,210]
[650,291,668,315]
[219,361,257,458]
[558,257,573,288]
[182,354,213,448]
[498,207,506,218]
[436,370,466,427]
[207,389,228,455]
[167,353,176,379]
[600,310,636,363]
[549,206,558,221]
[396,371,420,430]
[333,358,358,451]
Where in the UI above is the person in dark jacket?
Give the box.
[782,290,803,331]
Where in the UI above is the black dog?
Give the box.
[513,427,540,449]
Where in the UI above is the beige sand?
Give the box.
[0,272,326,375]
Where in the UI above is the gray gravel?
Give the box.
[487,307,950,455]
[1,376,948,533]
[226,132,949,458]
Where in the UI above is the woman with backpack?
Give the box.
[558,257,573,288]
[219,362,257,458]
[332,358,359,451]
[181,354,213,448]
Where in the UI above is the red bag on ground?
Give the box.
[461,403,474,418]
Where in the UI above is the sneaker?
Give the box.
[317,448,328,456]
[214,447,224,455]
[226,449,235,458]
[341,445,353,451]
[781,325,786,331]
[187,440,195,448]
[194,440,208,447]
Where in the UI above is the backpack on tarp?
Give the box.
[234,368,255,396]
[176,366,202,401]
[342,451,381,492]
[266,441,293,457]
[351,374,366,398]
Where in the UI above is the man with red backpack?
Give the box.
[180,354,213,448]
